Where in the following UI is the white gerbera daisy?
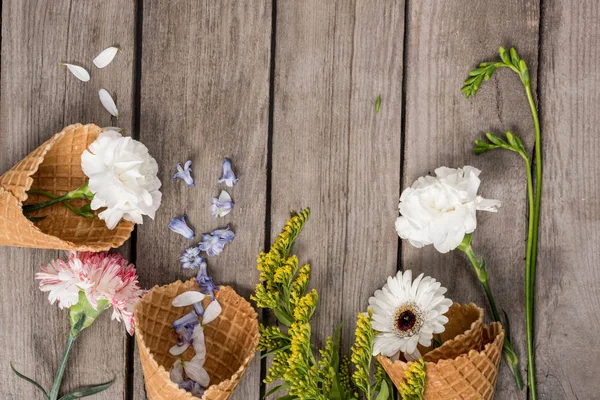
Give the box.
[369,270,452,360]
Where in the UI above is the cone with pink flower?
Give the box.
[134,278,259,400]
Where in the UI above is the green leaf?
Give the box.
[10,362,49,400]
[375,96,381,113]
[68,292,109,333]
[519,59,530,85]
[273,308,293,327]
[276,395,299,400]
[264,382,291,398]
[509,48,519,65]
[375,380,390,400]
[260,344,291,359]
[58,378,115,400]
[498,46,510,65]
[485,133,506,146]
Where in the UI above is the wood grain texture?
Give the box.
[0,1,136,399]
[401,1,539,398]
[536,1,600,398]
[133,1,272,398]
[270,0,404,391]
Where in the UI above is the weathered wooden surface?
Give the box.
[1,1,599,399]
[401,1,539,399]
[270,0,404,393]
[536,1,600,399]
[133,1,272,398]
[0,1,136,399]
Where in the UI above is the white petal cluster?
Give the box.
[81,131,162,229]
[395,166,500,253]
[370,270,452,359]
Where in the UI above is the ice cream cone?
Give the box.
[0,123,133,251]
[134,279,259,399]
[378,303,504,400]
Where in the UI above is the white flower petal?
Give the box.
[191,326,206,358]
[202,300,222,325]
[102,126,125,133]
[93,46,119,68]
[218,190,232,202]
[170,359,184,383]
[172,291,205,307]
[98,89,119,117]
[169,342,190,356]
[184,356,210,387]
[61,63,90,82]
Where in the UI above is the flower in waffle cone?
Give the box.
[0,123,133,251]
[378,303,504,400]
[134,278,259,399]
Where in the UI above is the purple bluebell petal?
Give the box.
[179,247,206,270]
[172,311,199,330]
[193,302,205,316]
[179,380,205,396]
[212,225,235,243]
[198,233,227,257]
[169,215,195,239]
[173,160,195,186]
[210,190,233,218]
[217,158,238,187]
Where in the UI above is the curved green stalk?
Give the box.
[458,235,524,390]
[26,189,95,219]
[23,183,93,215]
[524,82,542,400]
[49,314,85,400]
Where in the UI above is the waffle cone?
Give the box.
[134,279,259,399]
[378,303,504,400]
[0,123,133,251]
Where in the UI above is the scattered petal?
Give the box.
[61,63,90,82]
[169,215,195,239]
[210,190,233,218]
[173,291,206,307]
[98,89,119,117]
[93,46,120,68]
[170,359,184,383]
[191,325,206,358]
[179,380,205,397]
[173,160,195,186]
[180,247,206,270]
[212,225,235,243]
[217,158,238,187]
[169,342,190,356]
[184,356,210,387]
[202,300,222,325]
[198,233,226,257]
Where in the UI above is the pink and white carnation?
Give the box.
[36,251,144,335]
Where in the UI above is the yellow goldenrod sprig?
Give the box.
[351,311,375,398]
[398,358,426,400]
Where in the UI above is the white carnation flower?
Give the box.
[370,270,452,360]
[81,131,162,229]
[395,166,500,253]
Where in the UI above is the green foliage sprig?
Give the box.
[463,46,543,398]
[253,210,393,400]
[398,359,426,400]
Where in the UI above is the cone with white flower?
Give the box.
[0,123,134,250]
[376,302,503,400]
[134,278,259,400]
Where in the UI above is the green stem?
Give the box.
[24,183,93,214]
[524,82,542,400]
[27,189,95,218]
[458,235,524,390]
[49,315,85,400]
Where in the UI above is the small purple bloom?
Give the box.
[180,247,206,270]
[172,310,199,331]
[212,225,235,243]
[169,215,195,239]
[196,266,219,299]
[217,158,238,187]
[179,380,205,396]
[193,302,205,316]
[210,190,233,218]
[198,233,226,257]
[173,160,195,186]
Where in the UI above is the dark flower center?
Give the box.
[395,309,417,332]
[393,303,422,336]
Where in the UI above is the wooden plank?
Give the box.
[536,2,600,398]
[401,1,539,398]
[270,0,404,386]
[134,1,272,398]
[0,1,136,399]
